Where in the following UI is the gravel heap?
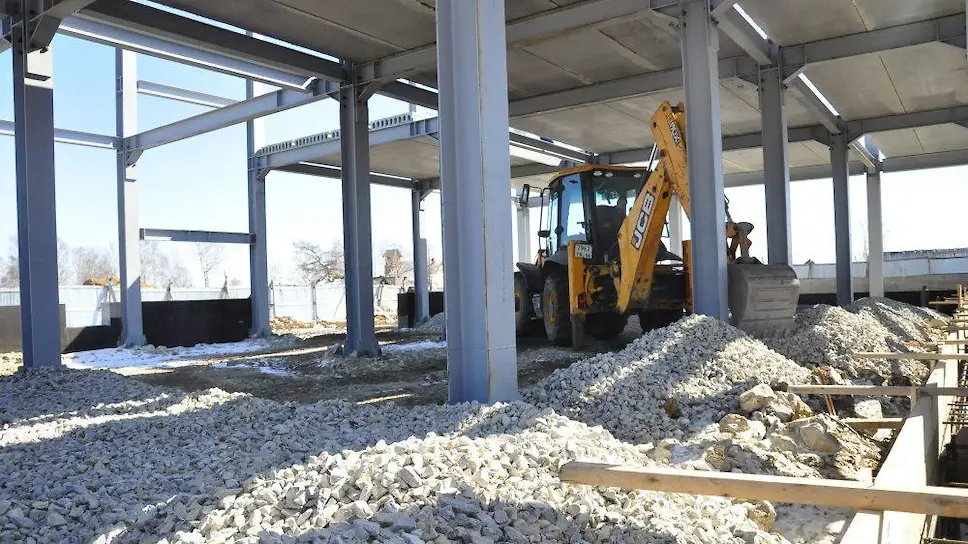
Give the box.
[0,369,783,543]
[848,297,947,345]
[760,301,937,384]
[416,312,446,334]
[524,315,811,444]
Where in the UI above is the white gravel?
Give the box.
[760,298,944,385]
[416,313,446,335]
[0,298,937,543]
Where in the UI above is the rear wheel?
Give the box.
[514,273,539,335]
[585,312,628,340]
[639,309,685,333]
[542,271,571,346]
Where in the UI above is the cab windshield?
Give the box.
[589,169,646,216]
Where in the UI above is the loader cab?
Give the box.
[540,166,649,265]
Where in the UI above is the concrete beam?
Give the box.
[787,77,843,134]
[712,6,774,65]
[275,162,418,190]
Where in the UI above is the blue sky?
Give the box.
[0,32,965,287]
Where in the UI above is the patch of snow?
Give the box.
[383,340,447,353]
[62,338,279,370]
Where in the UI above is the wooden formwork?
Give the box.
[559,284,968,544]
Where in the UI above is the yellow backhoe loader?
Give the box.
[513,101,800,347]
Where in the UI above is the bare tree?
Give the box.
[293,239,344,285]
[192,242,224,288]
[72,245,118,284]
[142,241,193,287]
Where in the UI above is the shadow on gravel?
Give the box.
[0,382,558,543]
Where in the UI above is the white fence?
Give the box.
[0,283,402,328]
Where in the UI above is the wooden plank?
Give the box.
[559,463,968,518]
[851,352,968,361]
[788,384,968,397]
[842,417,905,431]
[787,385,913,397]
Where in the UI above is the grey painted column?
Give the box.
[830,133,853,305]
[516,203,531,263]
[339,82,379,356]
[247,78,271,338]
[759,66,792,265]
[12,37,61,367]
[866,170,885,298]
[668,195,684,256]
[411,190,429,323]
[115,48,145,347]
[679,0,728,319]
[436,0,518,403]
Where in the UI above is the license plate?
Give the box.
[574,243,593,260]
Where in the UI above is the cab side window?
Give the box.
[559,174,586,245]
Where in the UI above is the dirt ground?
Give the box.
[2,321,642,406]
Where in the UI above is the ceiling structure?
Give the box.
[68,0,968,189]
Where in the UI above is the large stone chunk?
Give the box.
[796,420,842,454]
[769,392,813,422]
[740,384,777,414]
[719,414,751,434]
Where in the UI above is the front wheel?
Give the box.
[639,308,685,333]
[514,273,539,335]
[585,313,628,340]
[542,271,571,346]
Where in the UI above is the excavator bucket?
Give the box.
[727,263,800,337]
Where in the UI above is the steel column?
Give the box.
[247,77,271,338]
[668,195,684,255]
[866,170,885,298]
[679,0,728,319]
[339,81,379,357]
[830,133,853,305]
[516,203,531,264]
[759,66,792,264]
[412,190,430,324]
[12,34,61,367]
[115,48,145,346]
[436,0,518,403]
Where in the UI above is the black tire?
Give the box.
[639,308,685,333]
[542,271,572,346]
[585,312,629,340]
[513,273,539,335]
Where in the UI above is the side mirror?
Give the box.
[518,184,531,207]
[537,230,550,239]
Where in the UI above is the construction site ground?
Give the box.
[0,322,636,407]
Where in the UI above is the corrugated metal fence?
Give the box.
[0,283,401,327]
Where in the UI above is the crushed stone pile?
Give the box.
[525,315,811,444]
[416,312,446,334]
[760,299,941,384]
[848,297,947,345]
[0,369,785,544]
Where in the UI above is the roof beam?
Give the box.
[275,163,419,190]
[603,105,968,164]
[787,77,843,134]
[137,80,237,108]
[725,148,968,188]
[77,0,345,82]
[359,0,677,84]
[140,229,253,244]
[781,13,966,77]
[508,14,964,118]
[0,118,117,149]
[125,81,339,156]
[849,138,881,172]
[508,132,592,163]
[58,17,313,89]
[711,6,774,65]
